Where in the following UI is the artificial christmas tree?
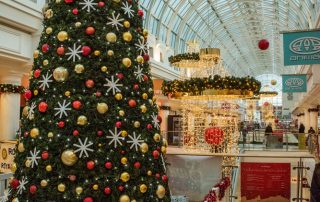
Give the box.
[9,0,170,201]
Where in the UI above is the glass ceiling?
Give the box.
[140,0,320,76]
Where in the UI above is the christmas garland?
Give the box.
[168,53,200,64]
[162,75,261,97]
[0,84,25,94]
[203,177,231,202]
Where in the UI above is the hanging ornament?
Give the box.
[143,54,150,62]
[29,185,37,194]
[75,21,82,28]
[140,143,148,153]
[116,121,122,128]
[42,44,50,53]
[120,172,130,182]
[11,178,20,189]
[53,67,69,82]
[30,128,39,138]
[119,195,130,202]
[77,115,88,125]
[162,175,168,182]
[137,55,144,63]
[121,157,128,165]
[83,197,94,202]
[122,58,132,68]
[97,103,108,114]
[61,150,78,166]
[18,142,25,152]
[38,102,48,113]
[65,0,74,3]
[82,46,91,56]
[94,50,101,56]
[73,130,79,136]
[58,121,65,128]
[73,100,82,109]
[107,50,114,56]
[72,8,78,15]
[33,50,39,58]
[124,21,130,28]
[104,187,111,195]
[138,9,144,17]
[41,151,49,160]
[101,66,107,72]
[97,130,103,136]
[128,99,136,107]
[46,27,53,34]
[140,184,147,193]
[123,32,132,42]
[86,27,95,35]
[34,69,41,78]
[40,180,48,187]
[258,39,269,50]
[105,162,112,169]
[271,79,277,85]
[57,46,65,55]
[153,133,161,142]
[117,73,124,80]
[46,165,52,172]
[106,32,117,43]
[134,161,141,169]
[57,31,69,42]
[156,185,166,199]
[98,1,105,7]
[69,175,77,181]
[86,160,95,170]
[11,163,17,173]
[75,186,83,195]
[74,64,85,74]
[85,79,95,88]
[115,93,123,101]
[153,150,160,159]
[58,183,66,192]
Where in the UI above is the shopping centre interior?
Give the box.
[0,0,320,201]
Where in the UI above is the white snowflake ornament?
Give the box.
[27,147,41,168]
[17,176,28,195]
[121,1,135,18]
[79,0,97,12]
[66,43,82,62]
[107,12,124,31]
[54,100,71,119]
[38,72,53,90]
[104,76,123,95]
[107,128,123,148]
[127,132,144,151]
[73,137,94,158]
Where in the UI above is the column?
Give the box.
[159,105,170,139]
[304,108,310,132]
[309,108,319,131]
[0,73,23,141]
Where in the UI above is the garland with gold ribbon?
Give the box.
[0,84,25,94]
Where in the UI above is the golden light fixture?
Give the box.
[259,85,278,97]
[199,48,220,64]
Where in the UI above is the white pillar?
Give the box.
[309,109,319,131]
[304,109,310,132]
[0,73,23,141]
[159,106,170,136]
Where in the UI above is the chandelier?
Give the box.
[259,85,278,97]
[199,48,220,64]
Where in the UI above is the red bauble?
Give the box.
[153,150,160,159]
[138,9,144,17]
[147,124,152,130]
[58,121,65,128]
[155,173,160,178]
[11,178,20,189]
[143,54,150,62]
[98,2,105,7]
[116,121,122,128]
[143,75,149,81]
[34,69,41,78]
[263,102,270,107]
[86,160,95,170]
[128,0,132,3]
[85,79,95,88]
[83,197,93,202]
[117,73,124,80]
[24,90,32,100]
[69,175,76,181]
[104,187,111,195]
[38,102,48,113]
[97,130,103,136]
[57,47,65,55]
[105,162,112,169]
[64,0,74,3]
[134,162,141,169]
[41,151,49,160]
[162,175,168,182]
[118,185,124,192]
[86,27,95,35]
[72,8,78,15]
[73,130,79,136]
[42,44,49,53]
[128,99,136,108]
[29,185,37,194]
[121,150,126,155]
[95,91,101,97]
[72,100,82,109]
[258,39,269,50]
[82,46,91,56]
[157,115,162,124]
[204,127,224,145]
[24,131,29,137]
[133,84,139,90]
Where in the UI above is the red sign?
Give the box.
[241,163,290,202]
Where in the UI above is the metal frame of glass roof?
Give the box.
[140,0,320,76]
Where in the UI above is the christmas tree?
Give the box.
[9,0,170,201]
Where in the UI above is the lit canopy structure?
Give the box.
[140,0,319,76]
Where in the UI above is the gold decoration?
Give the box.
[46,27,53,34]
[30,128,39,138]
[147,170,152,176]
[25,159,31,168]
[48,132,54,138]
[58,183,66,192]
[93,184,99,190]
[161,146,167,154]
[171,89,254,100]
[33,50,39,59]
[134,121,140,128]
[53,67,69,82]
[45,9,53,19]
[43,60,49,66]
[153,133,161,142]
[143,29,148,37]
[115,93,123,101]
[94,50,101,56]
[140,184,147,193]
[163,138,168,147]
[75,22,82,28]
[107,50,114,56]
[119,195,130,202]
[101,66,107,72]
[123,32,132,42]
[61,150,78,166]
[121,130,128,137]
[12,198,19,202]
[124,21,130,28]
[106,32,117,43]
[11,163,17,173]
[22,106,29,117]
[136,56,144,63]
[122,58,132,68]
[140,143,148,153]
[18,143,25,152]
[40,180,48,187]
[65,91,71,97]
[142,93,148,100]
[46,165,52,172]
[121,157,128,165]
[271,79,277,85]
[74,64,85,74]
[113,0,120,3]
[119,110,125,116]
[140,105,147,113]
[77,115,88,125]
[75,186,83,195]
[97,103,108,114]
[156,185,166,199]
[120,172,130,182]
[57,31,68,42]
[33,89,38,96]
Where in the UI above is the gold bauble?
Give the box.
[107,50,114,56]
[101,66,107,72]
[40,180,48,187]
[94,50,101,56]
[121,130,128,137]
[106,32,117,43]
[153,133,161,142]
[124,21,130,28]
[45,9,53,19]
[143,29,148,37]
[65,91,71,97]
[43,59,49,66]
[25,159,31,168]
[163,138,168,147]
[147,170,152,176]
[97,103,108,114]
[161,146,167,154]
[120,172,130,182]
[77,115,88,125]
[75,64,85,74]
[75,22,82,28]
[122,58,132,68]
[119,195,130,202]
[121,157,128,165]
[58,183,66,192]
[48,132,54,138]
[30,128,39,138]
[123,32,132,42]
[46,165,52,172]
[140,105,147,113]
[12,198,19,202]
[115,93,123,101]
[53,67,69,82]
[56,0,61,3]
[46,27,53,34]
[22,106,29,117]
[61,150,78,166]
[11,163,17,173]
[57,31,68,42]
[156,185,166,199]
[140,143,148,153]
[140,184,147,193]
[93,184,99,190]
[142,93,148,100]
[18,143,25,152]
[33,50,39,59]
[75,187,83,195]
[33,89,38,96]
[119,110,125,116]
[134,121,140,128]
[137,56,144,63]
[113,0,120,3]
[271,79,277,85]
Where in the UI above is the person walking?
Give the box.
[307,127,316,150]
[265,123,273,148]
